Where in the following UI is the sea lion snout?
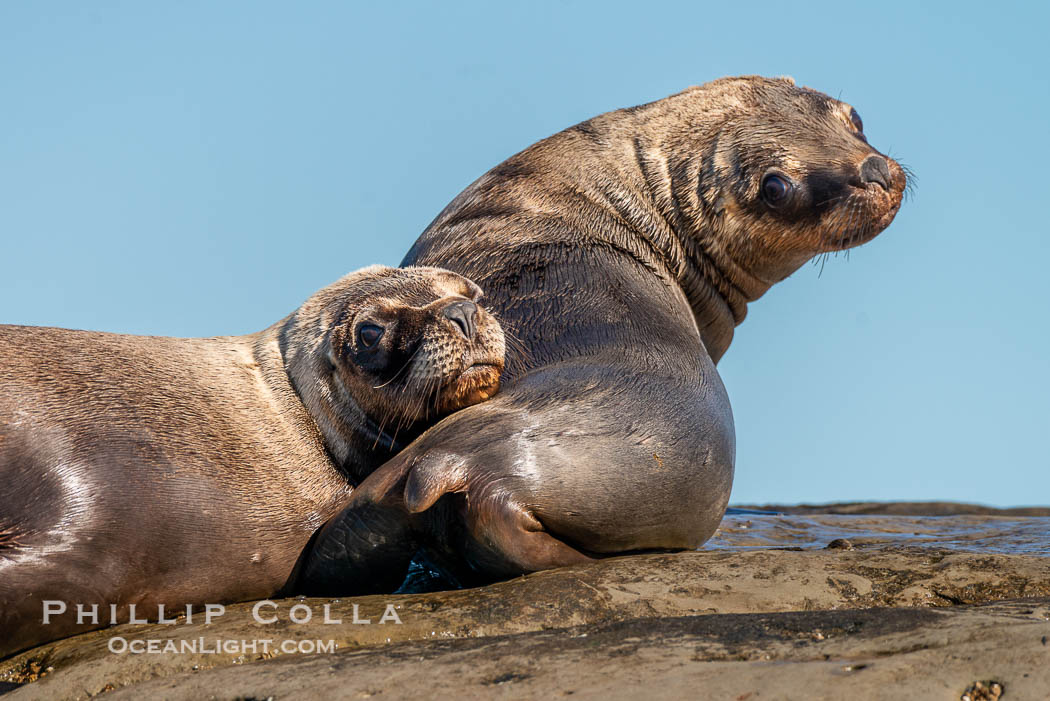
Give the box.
[859,154,892,192]
[442,299,478,339]
[427,295,505,414]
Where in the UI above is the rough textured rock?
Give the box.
[3,546,1050,700]
[42,601,1050,701]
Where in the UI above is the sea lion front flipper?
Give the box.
[396,449,593,575]
[453,493,597,575]
[373,402,598,579]
[293,458,421,596]
[297,405,595,594]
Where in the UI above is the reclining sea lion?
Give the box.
[0,265,505,657]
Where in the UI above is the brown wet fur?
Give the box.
[303,75,908,588]
[0,265,504,658]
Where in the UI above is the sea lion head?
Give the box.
[329,266,505,419]
[661,75,909,284]
[282,265,505,463]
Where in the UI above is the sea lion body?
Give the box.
[302,76,907,587]
[0,265,504,657]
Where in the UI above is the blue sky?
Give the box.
[2,1,1047,506]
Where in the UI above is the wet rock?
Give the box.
[3,547,1050,699]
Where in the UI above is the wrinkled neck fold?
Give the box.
[583,131,772,362]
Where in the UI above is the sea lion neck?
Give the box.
[570,123,773,363]
[263,318,405,484]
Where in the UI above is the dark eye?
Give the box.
[357,324,384,348]
[761,174,792,207]
[849,108,864,134]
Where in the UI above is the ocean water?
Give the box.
[399,507,1050,592]
[712,509,1050,556]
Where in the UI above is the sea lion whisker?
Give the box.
[372,406,398,451]
[489,311,532,367]
[409,359,441,421]
[820,200,852,251]
[407,371,432,422]
[841,197,861,248]
[423,374,443,421]
[839,203,856,250]
[503,334,531,373]
[502,327,530,358]
[426,373,443,419]
[815,193,850,208]
[852,200,869,246]
[829,195,854,232]
[838,200,854,244]
[373,343,426,390]
[899,163,917,201]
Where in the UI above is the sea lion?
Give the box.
[300,75,907,592]
[0,265,504,657]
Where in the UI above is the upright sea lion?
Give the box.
[0,265,504,657]
[300,76,907,591]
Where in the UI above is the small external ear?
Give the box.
[325,324,350,367]
[428,268,483,301]
[464,279,484,301]
[323,302,358,354]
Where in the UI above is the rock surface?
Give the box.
[3,542,1050,700]
[98,600,1050,701]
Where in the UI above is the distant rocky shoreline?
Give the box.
[734,501,1050,517]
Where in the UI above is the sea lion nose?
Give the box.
[443,300,477,339]
[859,155,891,191]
